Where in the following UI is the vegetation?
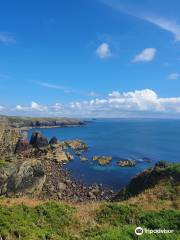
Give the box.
[0,160,7,168]
[0,201,179,240]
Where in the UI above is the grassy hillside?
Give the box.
[0,199,179,240]
[115,161,180,201]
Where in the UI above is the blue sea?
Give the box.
[28,119,180,190]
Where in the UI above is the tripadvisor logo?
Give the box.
[135,226,174,235]
[135,227,143,235]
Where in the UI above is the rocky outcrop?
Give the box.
[65,140,88,151]
[49,136,58,145]
[30,131,49,148]
[93,156,112,166]
[117,159,136,167]
[0,125,23,159]
[114,161,180,200]
[7,159,46,197]
[0,125,114,202]
[15,138,32,154]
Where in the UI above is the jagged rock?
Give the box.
[15,138,31,154]
[30,131,48,148]
[0,125,23,158]
[6,159,46,196]
[66,152,74,161]
[93,156,112,166]
[49,137,58,145]
[54,151,69,163]
[65,140,87,151]
[117,159,136,167]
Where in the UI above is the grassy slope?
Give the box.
[0,199,179,240]
[0,163,179,240]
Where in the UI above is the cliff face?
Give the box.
[0,125,24,158]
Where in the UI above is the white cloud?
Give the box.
[96,43,111,59]
[100,1,180,42]
[0,32,16,44]
[9,89,180,117]
[145,16,180,42]
[132,48,156,63]
[31,101,48,111]
[168,73,180,80]
[0,106,5,111]
[16,105,24,110]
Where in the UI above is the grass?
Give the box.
[0,202,74,240]
[0,159,7,168]
[0,200,179,240]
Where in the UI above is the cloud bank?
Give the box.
[1,89,180,118]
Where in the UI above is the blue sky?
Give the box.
[1,0,180,117]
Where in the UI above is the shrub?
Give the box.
[96,203,140,226]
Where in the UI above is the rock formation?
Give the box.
[49,136,58,145]
[93,156,112,166]
[30,131,49,148]
[15,138,32,154]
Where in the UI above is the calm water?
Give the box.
[28,119,180,190]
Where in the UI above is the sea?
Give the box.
[28,118,180,190]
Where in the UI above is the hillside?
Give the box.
[114,161,180,202]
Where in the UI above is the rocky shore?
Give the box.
[0,125,113,202]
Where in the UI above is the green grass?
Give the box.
[0,202,179,240]
[0,160,7,168]
[0,202,74,240]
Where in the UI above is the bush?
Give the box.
[138,209,180,231]
[0,202,74,240]
[96,203,140,226]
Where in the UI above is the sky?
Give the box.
[1,0,180,117]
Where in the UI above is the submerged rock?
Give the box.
[79,156,87,161]
[30,131,48,148]
[117,159,136,167]
[93,156,112,166]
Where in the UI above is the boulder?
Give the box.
[65,140,88,151]
[15,138,31,154]
[49,136,58,145]
[30,131,48,148]
[6,159,46,196]
[93,156,112,166]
